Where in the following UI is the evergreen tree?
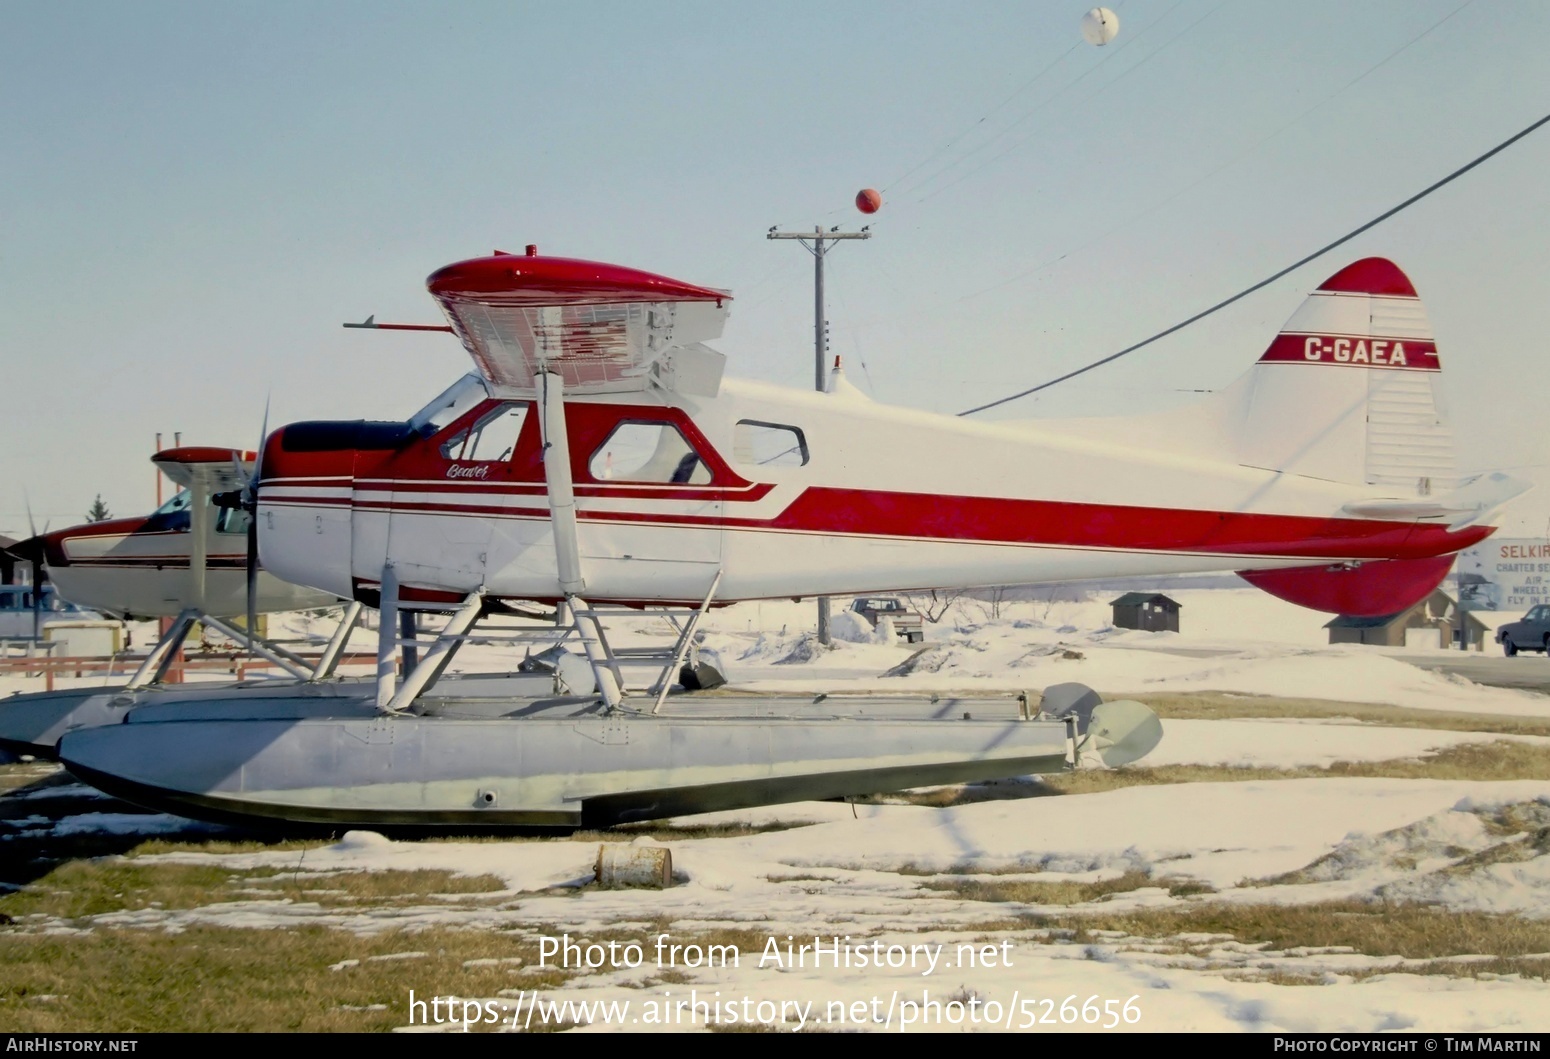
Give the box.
[86,495,111,522]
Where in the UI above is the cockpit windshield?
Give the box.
[409,374,490,436]
[142,489,193,533]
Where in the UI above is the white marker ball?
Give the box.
[1081,7,1119,46]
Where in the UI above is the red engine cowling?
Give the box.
[1237,554,1455,617]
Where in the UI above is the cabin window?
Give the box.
[440,403,529,463]
[589,422,711,485]
[142,490,192,533]
[216,507,251,535]
[733,421,808,468]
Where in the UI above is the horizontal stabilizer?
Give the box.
[1340,472,1531,531]
[1237,554,1454,617]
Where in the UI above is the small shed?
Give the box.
[1326,590,1487,650]
[1110,592,1181,632]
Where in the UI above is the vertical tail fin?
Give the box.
[1235,258,1456,491]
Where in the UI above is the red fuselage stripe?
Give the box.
[260,484,1489,562]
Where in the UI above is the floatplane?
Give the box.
[0,446,593,758]
[0,448,357,757]
[49,249,1525,831]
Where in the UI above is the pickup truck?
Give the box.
[849,597,925,643]
[1496,604,1550,656]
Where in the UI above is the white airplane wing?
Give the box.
[427,251,731,396]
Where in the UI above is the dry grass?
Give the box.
[860,739,1550,804]
[131,836,333,856]
[0,914,790,1032]
[851,777,1054,808]
[1058,902,1550,963]
[1346,956,1550,981]
[0,859,507,922]
[1035,740,1550,796]
[238,868,509,905]
[1130,691,1550,737]
[921,869,1214,904]
[0,761,59,795]
[0,925,574,1032]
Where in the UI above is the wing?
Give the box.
[426,252,731,395]
[150,446,257,492]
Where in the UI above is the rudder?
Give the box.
[1235,258,1456,491]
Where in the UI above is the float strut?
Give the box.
[652,569,723,714]
[311,600,364,680]
[125,608,199,689]
[376,563,399,709]
[384,592,483,713]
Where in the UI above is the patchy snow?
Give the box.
[6,586,1550,1032]
[129,779,1550,921]
[673,590,1550,718]
[4,589,1544,720]
[88,778,1550,1033]
[1142,719,1550,770]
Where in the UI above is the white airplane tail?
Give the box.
[1045,257,1525,616]
[1232,257,1455,491]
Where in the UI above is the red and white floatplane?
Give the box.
[46,250,1526,830]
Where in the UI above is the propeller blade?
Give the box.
[252,395,270,498]
[31,557,44,641]
[230,450,251,492]
[24,492,36,538]
[243,393,270,653]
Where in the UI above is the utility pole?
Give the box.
[767,225,871,646]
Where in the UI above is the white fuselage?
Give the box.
[259,377,1480,606]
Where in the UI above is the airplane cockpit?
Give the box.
[140,490,193,533]
[140,489,250,535]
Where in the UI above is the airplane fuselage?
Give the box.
[257,376,1490,608]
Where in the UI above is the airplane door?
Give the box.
[381,402,531,594]
[575,414,723,601]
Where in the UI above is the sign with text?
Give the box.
[1456,538,1550,612]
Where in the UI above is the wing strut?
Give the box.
[187,469,210,613]
[538,369,624,711]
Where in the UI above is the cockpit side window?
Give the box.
[589,422,712,485]
[440,403,530,463]
[142,490,192,533]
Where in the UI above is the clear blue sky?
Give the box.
[4,1,1549,534]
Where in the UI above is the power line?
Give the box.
[913,0,1211,205]
[958,105,1550,417]
[959,0,1477,302]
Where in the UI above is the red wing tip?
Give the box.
[152,446,256,466]
[426,255,731,305]
[1318,258,1418,297]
